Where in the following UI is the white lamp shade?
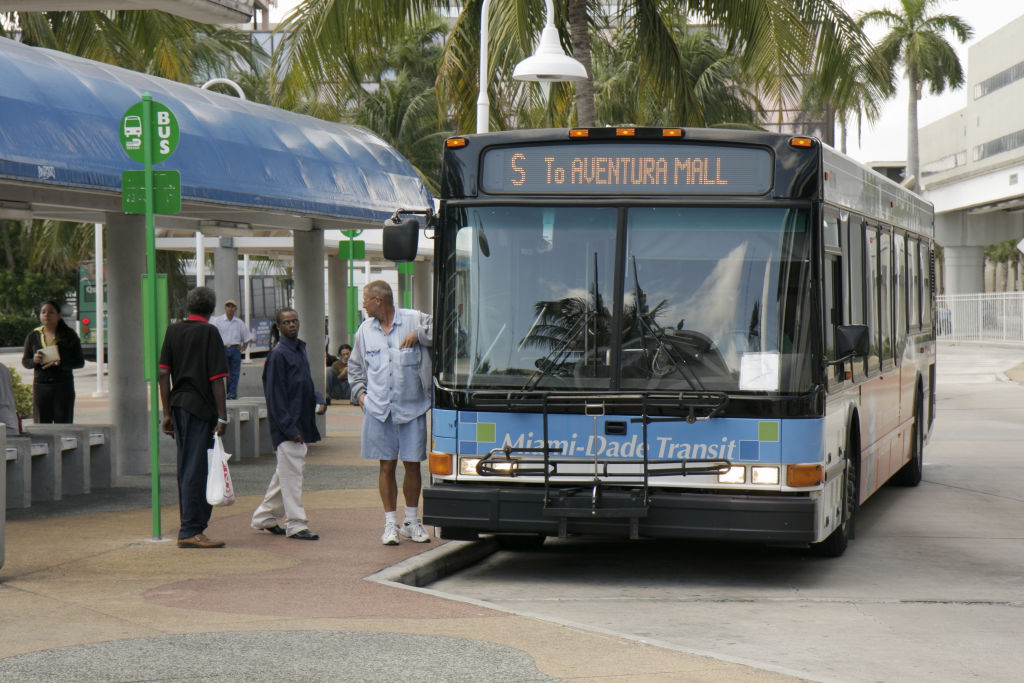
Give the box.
[512,25,588,82]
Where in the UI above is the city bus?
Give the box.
[388,126,936,556]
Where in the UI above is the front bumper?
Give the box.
[423,482,817,543]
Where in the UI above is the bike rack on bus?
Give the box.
[469,389,731,539]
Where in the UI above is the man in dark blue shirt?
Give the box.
[251,307,325,540]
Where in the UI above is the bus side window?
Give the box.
[894,232,907,355]
[908,238,920,330]
[824,211,843,386]
[877,226,893,365]
[864,224,881,374]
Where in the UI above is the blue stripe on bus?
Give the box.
[433,409,824,464]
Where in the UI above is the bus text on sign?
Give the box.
[119,100,179,164]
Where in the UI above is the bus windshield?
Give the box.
[439,205,814,393]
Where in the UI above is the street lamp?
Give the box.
[477,0,587,134]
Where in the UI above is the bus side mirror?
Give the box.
[382,217,419,262]
[835,324,869,358]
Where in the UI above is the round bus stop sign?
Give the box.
[120,100,179,164]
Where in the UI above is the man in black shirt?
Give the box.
[158,287,229,548]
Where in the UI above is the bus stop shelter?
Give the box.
[0,36,433,475]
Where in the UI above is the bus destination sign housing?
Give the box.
[480,142,773,195]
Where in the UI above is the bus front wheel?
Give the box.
[812,438,858,558]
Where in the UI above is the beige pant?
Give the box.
[251,440,308,535]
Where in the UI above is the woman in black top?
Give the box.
[21,299,85,423]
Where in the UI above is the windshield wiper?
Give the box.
[630,255,704,390]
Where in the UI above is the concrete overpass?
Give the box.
[920,12,1024,295]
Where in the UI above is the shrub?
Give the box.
[7,365,33,418]
[0,314,37,347]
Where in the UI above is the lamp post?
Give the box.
[477,0,587,134]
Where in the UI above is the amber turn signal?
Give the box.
[787,464,824,487]
[429,451,453,475]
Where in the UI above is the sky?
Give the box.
[267,0,1024,165]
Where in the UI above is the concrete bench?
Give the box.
[225,399,266,460]
[26,424,116,493]
[1,428,6,569]
[5,435,51,508]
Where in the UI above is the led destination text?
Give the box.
[511,152,728,188]
[480,143,772,195]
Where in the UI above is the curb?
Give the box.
[367,537,498,587]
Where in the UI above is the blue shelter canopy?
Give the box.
[0,36,432,230]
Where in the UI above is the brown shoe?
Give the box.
[177,533,225,548]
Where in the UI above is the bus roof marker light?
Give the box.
[616,128,636,137]
[790,136,814,148]
[662,128,683,137]
[569,129,589,138]
[446,137,468,148]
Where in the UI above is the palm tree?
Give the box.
[802,24,893,150]
[590,15,762,129]
[279,1,868,133]
[4,9,264,83]
[859,0,972,191]
[351,72,451,194]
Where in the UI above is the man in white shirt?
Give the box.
[211,299,253,399]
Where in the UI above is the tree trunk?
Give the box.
[906,67,921,192]
[568,0,595,127]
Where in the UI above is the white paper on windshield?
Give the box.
[739,352,779,391]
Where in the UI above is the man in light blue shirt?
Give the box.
[211,299,252,399]
[348,280,432,546]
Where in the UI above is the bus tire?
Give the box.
[495,534,547,551]
[438,527,480,542]
[894,391,924,486]
[812,433,858,558]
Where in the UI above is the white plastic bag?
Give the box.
[206,434,235,506]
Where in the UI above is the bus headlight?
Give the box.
[719,465,745,484]
[459,457,480,476]
[751,466,780,485]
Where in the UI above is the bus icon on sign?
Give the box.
[123,115,142,138]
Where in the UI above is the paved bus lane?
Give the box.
[426,342,1024,683]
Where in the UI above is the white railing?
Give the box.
[937,292,1024,343]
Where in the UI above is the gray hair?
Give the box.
[187,287,216,318]
[366,280,393,304]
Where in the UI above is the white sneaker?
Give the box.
[399,519,431,543]
[381,522,400,546]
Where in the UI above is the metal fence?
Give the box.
[937,292,1024,343]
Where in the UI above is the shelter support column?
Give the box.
[327,253,348,350]
[944,246,985,296]
[105,213,149,476]
[413,259,432,314]
[293,227,326,433]
[214,237,239,308]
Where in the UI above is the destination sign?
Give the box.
[480,143,773,195]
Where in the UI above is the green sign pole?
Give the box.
[121,93,180,540]
[341,229,364,345]
[142,93,162,540]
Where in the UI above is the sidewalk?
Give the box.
[0,355,795,681]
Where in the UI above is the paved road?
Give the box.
[426,342,1024,683]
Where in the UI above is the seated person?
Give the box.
[326,343,351,401]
